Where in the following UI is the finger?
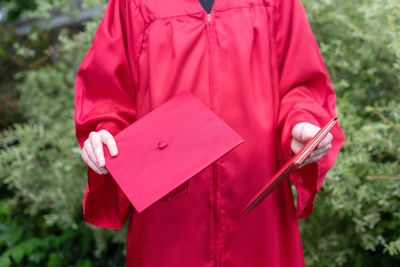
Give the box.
[309,144,331,158]
[308,152,326,163]
[317,132,333,149]
[298,124,320,143]
[297,161,309,169]
[297,163,305,169]
[84,140,100,168]
[297,151,326,169]
[98,166,109,174]
[308,151,326,161]
[291,138,307,154]
[297,159,314,169]
[89,132,105,168]
[84,140,109,174]
[297,157,311,169]
[82,149,107,175]
[83,149,108,174]
[100,130,118,157]
[292,135,331,156]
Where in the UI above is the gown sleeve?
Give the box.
[74,0,145,229]
[274,0,346,219]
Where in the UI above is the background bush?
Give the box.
[0,0,399,266]
[0,1,126,266]
[300,0,400,266]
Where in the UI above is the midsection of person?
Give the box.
[128,1,301,266]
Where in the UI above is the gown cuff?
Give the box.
[82,120,131,229]
[281,110,324,219]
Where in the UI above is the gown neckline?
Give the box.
[198,0,215,14]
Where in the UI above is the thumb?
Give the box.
[292,122,320,143]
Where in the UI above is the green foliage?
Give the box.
[0,0,37,22]
[0,0,105,131]
[0,0,127,266]
[23,0,85,20]
[0,0,91,22]
[299,0,400,266]
[0,15,61,131]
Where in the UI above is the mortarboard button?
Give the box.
[158,140,168,150]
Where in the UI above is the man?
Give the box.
[74,0,345,266]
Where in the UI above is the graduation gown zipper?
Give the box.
[205,9,221,267]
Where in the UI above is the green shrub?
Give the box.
[300,0,400,266]
[0,0,37,22]
[0,1,126,266]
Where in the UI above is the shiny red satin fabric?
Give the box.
[74,0,345,266]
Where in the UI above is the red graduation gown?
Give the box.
[74,0,345,266]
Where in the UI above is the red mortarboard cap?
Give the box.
[103,91,244,213]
